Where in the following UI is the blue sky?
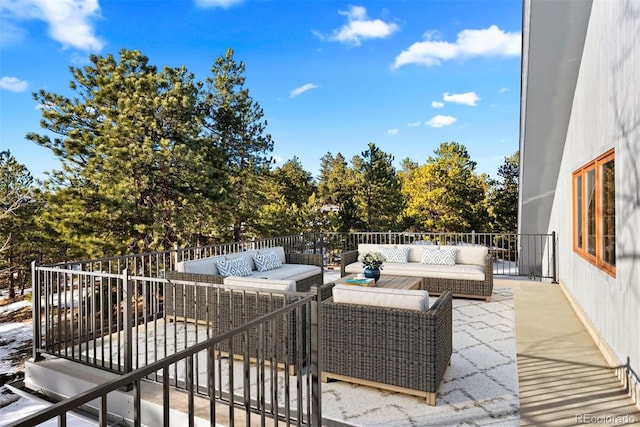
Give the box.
[0,0,522,180]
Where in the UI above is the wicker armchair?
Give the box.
[321,290,453,405]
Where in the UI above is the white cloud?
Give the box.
[426,115,457,128]
[194,0,244,8]
[387,128,398,135]
[407,121,422,127]
[393,25,520,69]
[0,18,27,45]
[0,76,28,92]
[1,0,104,51]
[431,101,444,109]
[499,87,510,93]
[318,5,399,46]
[290,83,319,98]
[443,91,480,106]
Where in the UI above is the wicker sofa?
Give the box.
[166,246,323,292]
[322,287,453,405]
[341,243,493,300]
[163,278,312,374]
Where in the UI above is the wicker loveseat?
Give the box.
[166,246,323,293]
[321,287,453,405]
[341,243,493,300]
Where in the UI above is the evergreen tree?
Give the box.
[396,157,419,230]
[254,157,317,237]
[318,152,350,205]
[317,152,360,231]
[28,49,222,257]
[270,157,316,206]
[403,142,489,232]
[202,48,274,242]
[0,151,38,297]
[489,151,519,232]
[352,143,404,231]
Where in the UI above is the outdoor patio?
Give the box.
[5,273,640,426]
[6,232,639,426]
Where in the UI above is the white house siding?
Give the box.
[547,0,640,383]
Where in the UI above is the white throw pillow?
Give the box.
[253,251,282,272]
[378,246,410,263]
[216,257,252,277]
[332,284,429,311]
[421,248,457,265]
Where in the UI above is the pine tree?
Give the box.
[403,142,489,232]
[254,157,317,237]
[0,151,37,298]
[270,157,316,206]
[489,151,519,232]
[351,143,404,231]
[28,49,220,256]
[202,48,274,242]
[318,153,357,205]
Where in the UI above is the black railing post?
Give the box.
[31,261,43,362]
[552,231,558,283]
[311,284,322,426]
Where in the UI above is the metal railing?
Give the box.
[36,231,557,285]
[24,267,323,426]
[320,232,557,281]
[22,230,557,425]
[40,234,323,279]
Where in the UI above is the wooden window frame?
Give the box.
[572,149,616,277]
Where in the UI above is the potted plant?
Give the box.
[358,252,386,282]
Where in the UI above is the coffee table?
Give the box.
[336,274,422,290]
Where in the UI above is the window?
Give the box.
[572,149,615,276]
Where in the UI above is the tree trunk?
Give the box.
[8,252,15,299]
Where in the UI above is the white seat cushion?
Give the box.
[223,276,295,292]
[441,245,488,266]
[332,284,429,311]
[357,243,388,256]
[383,263,485,281]
[344,262,485,281]
[252,264,320,282]
[176,255,225,275]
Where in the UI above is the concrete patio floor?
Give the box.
[496,278,640,426]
